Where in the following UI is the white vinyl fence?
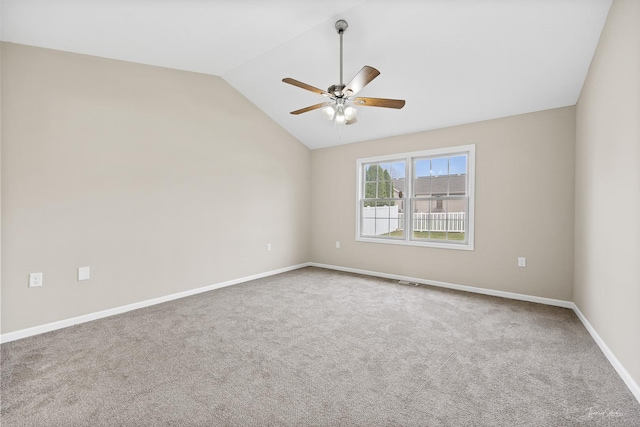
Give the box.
[398,212,466,232]
[362,206,399,236]
[363,208,465,236]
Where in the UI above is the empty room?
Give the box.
[1,0,639,425]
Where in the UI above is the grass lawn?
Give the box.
[388,230,465,241]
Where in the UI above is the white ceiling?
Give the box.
[1,0,612,149]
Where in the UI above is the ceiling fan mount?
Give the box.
[335,19,348,34]
[282,19,405,126]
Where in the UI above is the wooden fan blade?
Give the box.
[353,97,406,109]
[346,117,358,126]
[282,78,331,97]
[290,103,326,115]
[343,66,380,97]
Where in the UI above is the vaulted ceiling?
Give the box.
[1,0,612,149]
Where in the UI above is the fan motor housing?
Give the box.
[328,84,346,97]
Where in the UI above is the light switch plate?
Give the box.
[518,257,527,267]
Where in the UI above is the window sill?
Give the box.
[355,236,474,251]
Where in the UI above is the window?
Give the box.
[356,145,475,250]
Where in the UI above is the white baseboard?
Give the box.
[308,262,574,308]
[3,261,638,405]
[0,263,311,344]
[571,303,640,404]
[309,262,640,404]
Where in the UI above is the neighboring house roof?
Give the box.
[392,175,466,196]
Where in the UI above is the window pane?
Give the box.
[414,159,431,196]
[377,201,403,237]
[449,155,467,175]
[375,203,390,236]
[364,163,395,198]
[360,200,403,238]
[415,159,430,178]
[383,180,393,198]
[448,173,466,196]
[365,164,378,182]
[361,201,377,236]
[412,199,431,240]
[390,161,406,201]
[431,157,448,176]
[390,162,405,180]
[448,155,467,196]
[364,182,376,199]
[412,199,467,242]
[414,176,432,196]
[428,199,447,240]
[379,167,392,198]
[447,198,467,242]
[430,176,447,196]
[429,158,448,196]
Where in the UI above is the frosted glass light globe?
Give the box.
[322,105,336,120]
[344,106,357,120]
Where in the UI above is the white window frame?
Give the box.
[355,144,475,251]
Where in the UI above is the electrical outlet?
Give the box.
[29,272,43,288]
[267,243,272,252]
[336,241,341,249]
[78,266,90,281]
[518,257,527,267]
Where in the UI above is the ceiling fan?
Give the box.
[282,20,405,126]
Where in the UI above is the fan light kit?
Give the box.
[282,20,405,127]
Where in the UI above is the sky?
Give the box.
[373,155,467,179]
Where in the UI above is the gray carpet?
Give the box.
[2,267,639,426]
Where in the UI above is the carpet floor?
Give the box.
[2,267,639,426]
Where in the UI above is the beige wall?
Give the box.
[3,4,637,397]
[575,0,640,387]
[0,42,3,330]
[311,107,576,301]
[1,43,311,333]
